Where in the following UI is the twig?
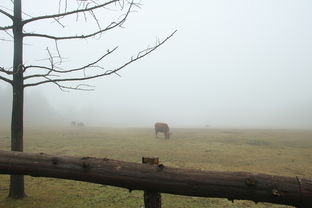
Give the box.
[23,2,134,41]
[24,30,177,90]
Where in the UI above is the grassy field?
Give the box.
[0,127,311,208]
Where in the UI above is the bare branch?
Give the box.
[52,17,66,28]
[0,75,12,84]
[24,30,177,89]
[22,0,119,25]
[46,47,57,69]
[54,40,63,63]
[0,8,13,20]
[0,25,13,30]
[24,69,115,88]
[40,75,95,92]
[51,82,95,92]
[89,9,102,37]
[0,66,14,75]
[23,3,133,41]
[58,0,64,14]
[23,67,56,80]
[23,46,118,79]
[1,3,33,19]
[53,46,118,73]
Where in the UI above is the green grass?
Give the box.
[1,127,311,208]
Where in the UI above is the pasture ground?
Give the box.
[0,127,312,208]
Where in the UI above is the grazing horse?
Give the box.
[77,122,85,127]
[71,121,76,127]
[154,122,170,139]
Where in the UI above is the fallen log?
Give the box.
[0,150,311,207]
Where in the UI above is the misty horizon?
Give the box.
[1,84,311,130]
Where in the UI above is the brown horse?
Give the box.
[154,122,171,139]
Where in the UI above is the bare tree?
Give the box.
[0,0,176,199]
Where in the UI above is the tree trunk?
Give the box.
[0,150,311,207]
[9,0,25,199]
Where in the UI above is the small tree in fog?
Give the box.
[0,0,175,199]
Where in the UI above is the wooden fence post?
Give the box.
[142,157,161,208]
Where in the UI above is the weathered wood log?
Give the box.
[0,150,311,207]
[142,157,161,208]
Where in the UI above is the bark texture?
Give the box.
[0,150,311,207]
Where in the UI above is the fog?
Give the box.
[1,0,312,129]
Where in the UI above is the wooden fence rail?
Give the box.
[0,150,311,207]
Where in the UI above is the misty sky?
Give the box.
[1,0,312,128]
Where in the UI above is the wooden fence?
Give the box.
[0,150,311,208]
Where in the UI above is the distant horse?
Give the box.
[72,121,85,127]
[154,122,171,139]
[77,122,85,127]
[71,121,76,127]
